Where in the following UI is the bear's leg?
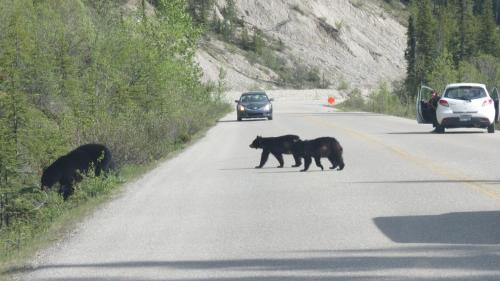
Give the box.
[314,156,324,170]
[336,154,345,170]
[292,153,302,167]
[301,156,312,172]
[59,183,74,201]
[271,152,284,168]
[256,149,270,168]
[328,156,338,170]
[95,165,102,177]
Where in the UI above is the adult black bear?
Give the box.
[292,137,345,172]
[249,135,302,168]
[41,144,112,200]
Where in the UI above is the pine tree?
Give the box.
[241,27,250,50]
[187,0,214,26]
[457,0,477,61]
[415,0,438,85]
[252,29,265,55]
[225,0,237,24]
[404,15,417,97]
[478,0,497,55]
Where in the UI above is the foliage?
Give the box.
[0,0,230,262]
[427,49,458,92]
[339,81,416,118]
[404,0,500,97]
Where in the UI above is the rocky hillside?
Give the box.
[196,0,408,92]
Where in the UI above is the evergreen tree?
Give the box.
[187,0,214,26]
[240,27,251,50]
[404,15,417,96]
[415,0,438,84]
[434,1,458,55]
[252,29,265,55]
[478,0,497,55]
[457,0,478,61]
[224,0,237,24]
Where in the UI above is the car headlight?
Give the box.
[238,105,245,111]
[262,104,271,111]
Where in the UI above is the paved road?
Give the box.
[14,99,500,281]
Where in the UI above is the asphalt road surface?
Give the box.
[14,99,500,281]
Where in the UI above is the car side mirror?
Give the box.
[269,98,274,102]
[234,100,239,103]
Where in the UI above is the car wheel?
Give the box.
[268,115,273,120]
[237,116,242,121]
[488,123,495,133]
[435,125,445,134]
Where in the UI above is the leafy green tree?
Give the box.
[428,49,459,92]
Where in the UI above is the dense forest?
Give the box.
[341,0,500,116]
[404,0,500,96]
[0,0,228,257]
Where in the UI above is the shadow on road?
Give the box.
[255,170,333,174]
[17,276,500,281]
[281,112,383,117]
[8,244,500,280]
[350,179,500,185]
[388,131,485,135]
[219,167,278,171]
[217,119,268,123]
[374,211,500,244]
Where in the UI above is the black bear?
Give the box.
[41,144,112,200]
[292,137,345,172]
[249,135,302,168]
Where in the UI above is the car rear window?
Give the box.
[444,86,486,100]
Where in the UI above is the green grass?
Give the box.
[0,108,231,281]
[337,85,416,119]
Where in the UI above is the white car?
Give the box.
[417,83,499,133]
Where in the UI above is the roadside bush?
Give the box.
[0,0,230,263]
[339,82,416,118]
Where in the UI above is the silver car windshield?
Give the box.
[444,87,486,100]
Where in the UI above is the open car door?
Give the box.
[416,85,435,124]
[492,87,499,123]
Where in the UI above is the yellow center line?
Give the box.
[304,115,500,202]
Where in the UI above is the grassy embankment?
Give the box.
[0,0,230,276]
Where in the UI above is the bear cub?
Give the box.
[249,135,302,168]
[41,144,112,200]
[292,137,345,172]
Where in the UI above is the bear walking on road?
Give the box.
[249,135,302,168]
[292,137,345,172]
[41,144,112,200]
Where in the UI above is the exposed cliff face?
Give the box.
[196,0,407,92]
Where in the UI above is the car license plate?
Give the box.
[459,115,471,121]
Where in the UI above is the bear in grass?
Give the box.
[41,144,112,200]
[292,137,345,172]
[249,135,302,168]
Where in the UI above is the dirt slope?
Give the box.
[196,0,407,92]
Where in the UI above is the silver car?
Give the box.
[235,91,273,121]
